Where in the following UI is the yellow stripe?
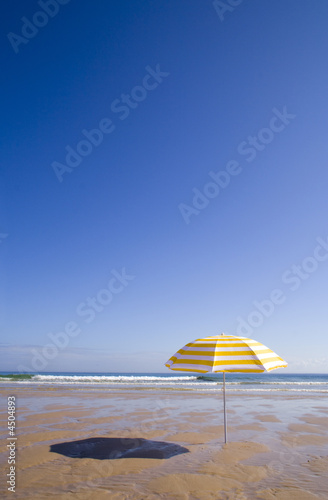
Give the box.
[266,364,287,371]
[177,349,273,356]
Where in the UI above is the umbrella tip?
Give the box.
[221,332,224,336]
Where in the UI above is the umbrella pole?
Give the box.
[223,372,227,443]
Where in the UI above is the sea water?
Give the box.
[0,372,327,393]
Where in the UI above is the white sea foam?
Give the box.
[34,374,198,382]
[31,374,327,386]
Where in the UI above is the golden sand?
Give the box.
[0,386,327,499]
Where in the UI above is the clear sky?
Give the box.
[1,0,328,373]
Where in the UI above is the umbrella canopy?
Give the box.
[165,333,287,373]
[165,333,287,442]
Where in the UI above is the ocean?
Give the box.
[1,372,327,393]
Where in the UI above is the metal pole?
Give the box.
[223,372,227,443]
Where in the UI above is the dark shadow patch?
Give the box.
[50,437,189,460]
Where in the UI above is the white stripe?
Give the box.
[193,339,258,345]
[182,346,269,352]
[168,362,265,372]
[261,360,287,369]
[255,352,280,360]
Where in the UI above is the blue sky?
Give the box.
[1,0,328,373]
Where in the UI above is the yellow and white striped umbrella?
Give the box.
[165,333,287,442]
[165,333,287,373]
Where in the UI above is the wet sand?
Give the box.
[0,385,328,499]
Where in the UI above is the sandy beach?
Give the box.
[1,385,328,499]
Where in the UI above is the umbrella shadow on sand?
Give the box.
[50,437,189,460]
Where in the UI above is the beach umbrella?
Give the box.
[165,333,287,443]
